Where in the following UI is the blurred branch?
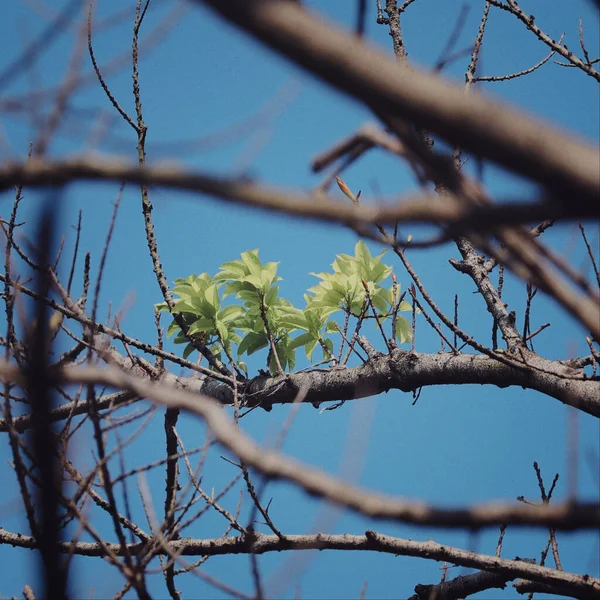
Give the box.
[26,206,69,599]
[0,159,595,227]
[197,0,599,208]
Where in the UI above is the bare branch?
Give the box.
[487,0,600,80]
[1,528,598,598]
[0,158,595,227]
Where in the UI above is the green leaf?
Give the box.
[276,297,293,308]
[241,249,262,276]
[325,320,339,333]
[346,272,362,296]
[264,285,279,307]
[205,284,220,311]
[289,331,315,351]
[172,284,193,298]
[191,274,213,294]
[262,260,280,282]
[222,280,245,298]
[217,260,248,278]
[355,240,372,266]
[229,331,242,346]
[248,315,266,334]
[350,299,366,317]
[309,288,343,309]
[188,318,214,336]
[165,242,404,366]
[279,308,308,331]
[305,309,324,333]
[173,299,200,314]
[183,343,196,360]
[370,262,392,283]
[395,315,413,344]
[167,319,180,338]
[238,332,268,357]
[238,288,261,302]
[371,291,389,314]
[330,276,349,297]
[275,341,287,369]
[305,338,318,360]
[218,304,245,322]
[305,303,341,319]
[334,257,356,277]
[173,331,189,345]
[363,280,375,295]
[242,274,263,290]
[284,343,296,371]
[310,302,342,319]
[190,296,208,315]
[309,271,330,281]
[215,320,228,342]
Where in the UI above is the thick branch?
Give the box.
[2,347,597,432]
[240,349,599,417]
[219,347,600,416]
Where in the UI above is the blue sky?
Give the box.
[0,1,599,599]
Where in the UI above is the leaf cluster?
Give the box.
[156,242,413,375]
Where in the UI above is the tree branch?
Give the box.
[1,159,594,228]
[197,0,599,208]
[1,528,597,598]
[0,360,597,530]
[2,346,598,432]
